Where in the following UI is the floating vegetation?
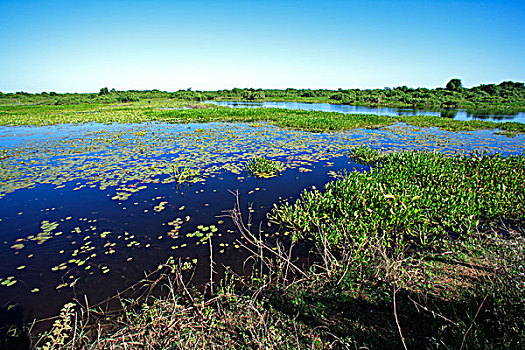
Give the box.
[185,224,218,245]
[0,276,17,287]
[1,123,523,204]
[172,165,201,184]
[10,243,24,251]
[111,192,132,201]
[348,145,385,165]
[0,118,524,329]
[167,218,184,238]
[245,156,284,178]
[32,220,60,245]
[153,201,168,212]
[2,100,525,133]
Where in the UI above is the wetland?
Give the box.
[1,99,524,349]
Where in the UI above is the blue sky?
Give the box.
[0,0,523,92]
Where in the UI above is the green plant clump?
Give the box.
[262,150,525,348]
[348,145,386,165]
[245,156,284,178]
[271,149,524,249]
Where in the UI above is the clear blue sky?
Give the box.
[0,0,523,93]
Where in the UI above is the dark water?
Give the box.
[205,101,525,123]
[1,121,524,326]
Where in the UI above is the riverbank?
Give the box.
[7,149,523,349]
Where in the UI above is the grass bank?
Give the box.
[1,101,524,134]
[7,149,523,349]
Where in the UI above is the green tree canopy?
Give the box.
[446,78,463,91]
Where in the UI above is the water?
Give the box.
[205,101,525,123]
[1,121,524,326]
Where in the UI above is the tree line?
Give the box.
[1,79,524,113]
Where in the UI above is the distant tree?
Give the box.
[302,91,315,97]
[253,91,265,99]
[99,87,109,96]
[498,81,525,91]
[116,92,139,103]
[446,78,463,91]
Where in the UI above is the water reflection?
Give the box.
[206,101,525,124]
[440,110,458,119]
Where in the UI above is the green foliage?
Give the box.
[1,80,524,114]
[2,102,525,135]
[40,303,76,349]
[446,78,463,91]
[349,146,385,165]
[115,92,139,103]
[172,165,201,183]
[263,150,525,348]
[270,151,525,249]
[245,156,284,178]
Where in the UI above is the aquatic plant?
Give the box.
[348,145,385,165]
[2,102,525,134]
[270,150,525,249]
[172,165,201,183]
[245,156,284,178]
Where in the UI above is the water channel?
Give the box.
[205,101,525,123]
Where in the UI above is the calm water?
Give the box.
[1,121,524,326]
[205,101,525,123]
